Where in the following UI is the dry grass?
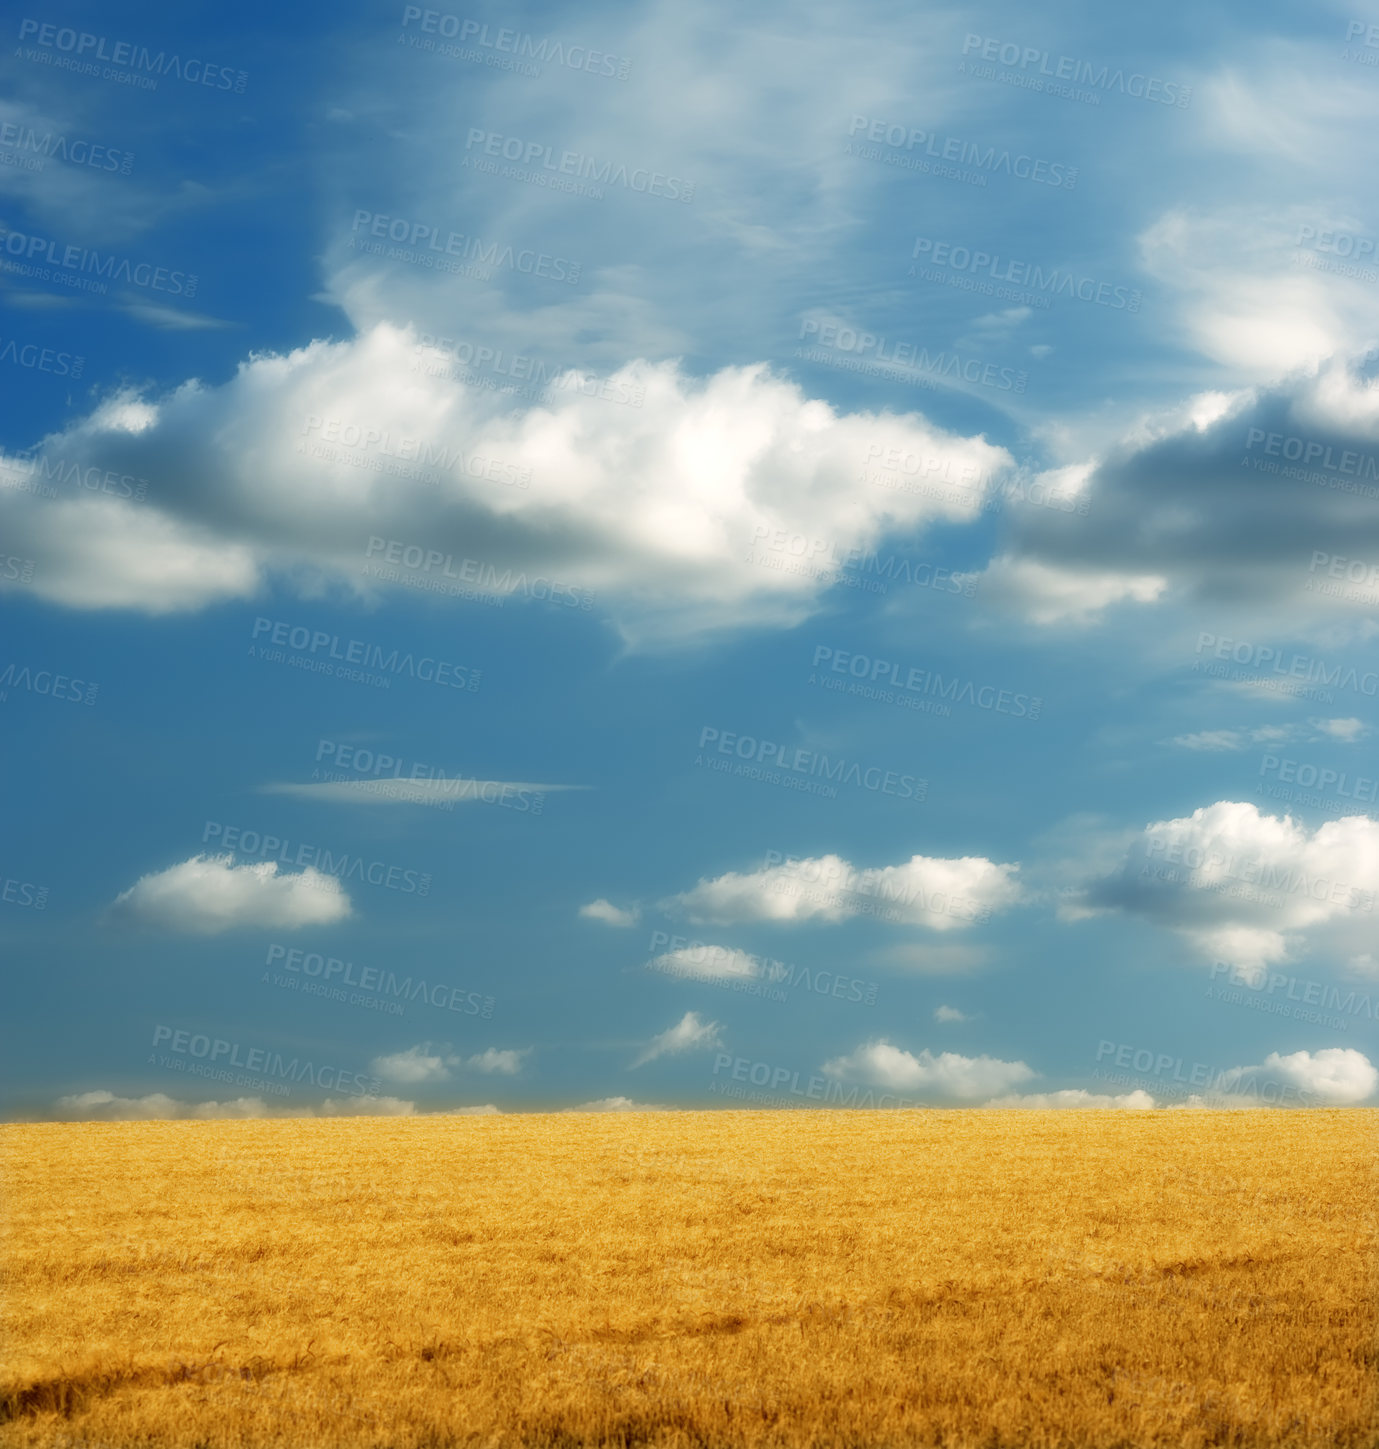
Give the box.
[1,1109,1375,1448]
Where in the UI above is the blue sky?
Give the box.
[4,0,1379,1118]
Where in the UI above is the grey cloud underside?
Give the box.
[1005,357,1379,602]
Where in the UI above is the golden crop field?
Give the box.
[1,1109,1375,1449]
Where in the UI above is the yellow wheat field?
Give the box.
[1,1110,1376,1449]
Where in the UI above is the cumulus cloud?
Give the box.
[106,854,351,934]
[1072,800,1379,973]
[1216,1047,1376,1105]
[662,852,1023,929]
[821,1042,1034,1100]
[976,354,1379,627]
[370,1044,530,1082]
[264,778,583,807]
[566,1097,670,1112]
[631,1010,724,1067]
[982,1089,1156,1109]
[933,1005,969,1023]
[579,898,640,927]
[312,1095,420,1117]
[0,325,1011,644]
[370,1045,452,1084]
[52,1090,417,1120]
[462,1048,529,1076]
[977,555,1167,626]
[647,944,761,981]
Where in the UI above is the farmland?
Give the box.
[1,1109,1375,1448]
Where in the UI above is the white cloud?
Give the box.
[579,898,640,927]
[314,1095,419,1116]
[983,1089,1156,1109]
[317,0,964,372]
[52,1090,418,1120]
[933,1005,969,1023]
[368,1043,527,1081]
[263,778,583,807]
[821,1042,1034,1100]
[566,1097,670,1112]
[1138,205,1374,378]
[663,852,1023,929]
[107,854,351,934]
[370,1045,452,1084]
[462,1048,529,1076]
[1075,800,1379,973]
[0,325,1011,644]
[1167,720,1367,751]
[648,944,761,981]
[631,1010,724,1067]
[1167,727,1286,752]
[1314,717,1368,742]
[0,488,259,613]
[1217,1047,1377,1105]
[976,555,1167,626]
